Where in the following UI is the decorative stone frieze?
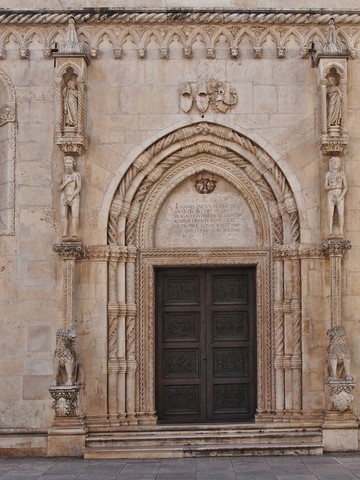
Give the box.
[0,13,359,65]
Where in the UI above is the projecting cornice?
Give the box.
[1,9,360,25]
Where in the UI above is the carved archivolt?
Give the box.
[0,69,15,236]
[109,122,300,248]
[0,17,360,60]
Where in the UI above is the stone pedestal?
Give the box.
[323,411,358,451]
[323,379,358,451]
[48,385,87,456]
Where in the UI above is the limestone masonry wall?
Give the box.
[1,5,360,456]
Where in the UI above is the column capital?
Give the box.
[320,239,351,256]
[53,241,86,260]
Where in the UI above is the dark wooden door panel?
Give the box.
[156,267,256,423]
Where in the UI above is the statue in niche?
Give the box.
[327,326,353,381]
[325,156,347,238]
[59,156,81,241]
[326,73,342,130]
[63,77,78,128]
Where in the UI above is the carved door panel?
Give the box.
[156,267,256,423]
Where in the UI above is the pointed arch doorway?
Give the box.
[106,121,302,426]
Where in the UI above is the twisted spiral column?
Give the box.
[291,258,302,412]
[274,258,285,412]
[125,247,138,424]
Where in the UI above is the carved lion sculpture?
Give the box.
[327,325,353,381]
[52,328,83,387]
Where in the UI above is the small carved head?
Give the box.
[300,47,309,59]
[349,48,357,60]
[230,47,239,59]
[183,46,192,59]
[206,47,215,59]
[329,156,341,172]
[64,156,75,173]
[160,48,169,59]
[253,47,262,59]
[113,48,122,59]
[277,47,285,59]
[90,48,98,59]
[19,48,29,59]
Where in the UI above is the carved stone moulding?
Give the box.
[319,135,348,155]
[326,379,355,412]
[52,241,86,260]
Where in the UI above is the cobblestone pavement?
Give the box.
[2,454,360,479]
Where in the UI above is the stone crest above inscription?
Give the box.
[155,176,257,248]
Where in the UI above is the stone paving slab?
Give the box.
[1,454,360,479]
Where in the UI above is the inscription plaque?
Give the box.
[155,178,256,247]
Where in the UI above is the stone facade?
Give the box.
[2,0,360,457]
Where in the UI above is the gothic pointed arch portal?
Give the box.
[107,121,302,426]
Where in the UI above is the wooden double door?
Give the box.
[156,266,256,423]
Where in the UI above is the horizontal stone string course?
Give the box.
[1,11,360,25]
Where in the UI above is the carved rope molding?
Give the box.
[1,14,360,59]
[2,10,360,25]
